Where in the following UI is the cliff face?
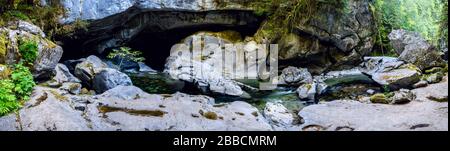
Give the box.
[58,0,253,23]
[56,0,375,75]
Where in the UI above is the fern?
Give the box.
[0,79,20,116]
[11,62,35,101]
[18,39,38,65]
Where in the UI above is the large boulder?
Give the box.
[74,55,108,86]
[52,63,81,85]
[360,57,421,90]
[388,29,444,70]
[278,66,313,86]
[278,0,375,73]
[263,102,300,130]
[0,20,63,79]
[370,63,421,90]
[92,68,133,93]
[87,86,273,131]
[2,85,275,131]
[19,87,91,131]
[165,32,264,97]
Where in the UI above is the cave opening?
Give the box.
[58,10,265,71]
[127,24,261,71]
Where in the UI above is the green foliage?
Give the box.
[18,39,38,65]
[107,47,145,70]
[11,62,35,101]
[0,79,20,116]
[0,0,75,40]
[371,0,447,53]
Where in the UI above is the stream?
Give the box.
[129,72,311,113]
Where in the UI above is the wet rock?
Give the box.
[388,29,443,70]
[297,83,317,101]
[138,62,157,73]
[279,66,313,85]
[321,68,374,87]
[391,89,416,104]
[263,102,299,130]
[299,100,448,131]
[74,55,108,86]
[92,68,133,93]
[53,64,81,84]
[371,64,421,90]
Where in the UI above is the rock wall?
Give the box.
[277,0,375,73]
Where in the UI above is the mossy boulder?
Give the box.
[0,20,63,79]
[370,93,390,104]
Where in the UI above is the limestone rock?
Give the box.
[74,55,108,86]
[87,86,273,131]
[413,75,448,102]
[164,32,265,97]
[299,100,448,131]
[0,114,19,131]
[389,29,444,70]
[279,66,313,85]
[263,102,299,130]
[0,20,63,79]
[278,0,375,73]
[92,68,133,93]
[371,64,421,90]
[297,83,317,101]
[53,63,81,84]
[391,89,416,104]
[19,87,91,131]
[59,82,82,95]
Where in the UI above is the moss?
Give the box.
[427,96,448,102]
[49,90,68,101]
[425,67,443,74]
[203,111,218,120]
[235,112,245,116]
[98,106,166,117]
[370,93,390,104]
[0,32,8,63]
[0,64,11,79]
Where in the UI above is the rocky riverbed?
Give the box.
[0,0,448,131]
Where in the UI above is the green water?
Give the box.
[129,72,185,94]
